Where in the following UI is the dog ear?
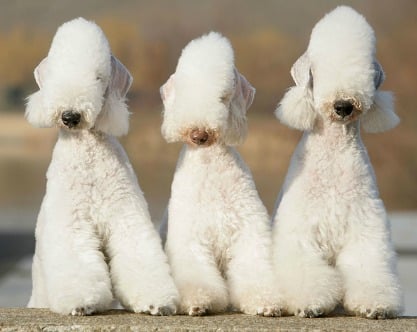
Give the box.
[361,90,399,133]
[95,55,132,136]
[361,60,400,133]
[25,91,53,128]
[290,52,312,87]
[160,74,176,109]
[108,55,133,98]
[275,52,316,131]
[373,60,385,90]
[34,57,48,89]
[25,57,54,128]
[227,69,255,112]
[224,70,254,146]
[234,70,255,111]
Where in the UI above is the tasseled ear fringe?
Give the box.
[224,102,248,146]
[25,91,54,128]
[275,86,316,131]
[94,93,130,137]
[361,91,399,133]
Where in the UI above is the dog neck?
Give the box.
[293,116,376,191]
[184,142,229,153]
[309,117,362,145]
[58,128,108,143]
[53,128,122,167]
[180,143,232,165]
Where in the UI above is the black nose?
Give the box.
[61,111,81,128]
[334,100,354,118]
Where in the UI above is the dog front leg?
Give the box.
[337,232,403,319]
[28,205,48,308]
[105,205,179,316]
[273,229,343,317]
[40,213,113,315]
[166,238,229,316]
[227,224,284,316]
[28,251,48,308]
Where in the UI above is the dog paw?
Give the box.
[70,306,95,316]
[296,305,324,318]
[188,305,208,316]
[353,305,398,319]
[256,305,282,317]
[239,302,283,317]
[157,305,177,316]
[140,304,176,316]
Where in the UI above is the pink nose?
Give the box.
[190,129,209,145]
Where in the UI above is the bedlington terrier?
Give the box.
[159,32,283,317]
[25,18,178,316]
[272,6,403,319]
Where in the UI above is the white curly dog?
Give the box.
[272,6,403,319]
[159,32,282,316]
[25,18,178,316]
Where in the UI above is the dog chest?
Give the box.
[169,146,264,262]
[277,124,383,261]
[294,123,377,198]
[46,131,137,227]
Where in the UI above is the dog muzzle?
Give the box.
[333,100,354,118]
[61,110,81,129]
[185,128,218,147]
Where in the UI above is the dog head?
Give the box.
[276,6,399,133]
[160,32,255,147]
[25,18,132,136]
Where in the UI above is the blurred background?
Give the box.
[0,0,415,315]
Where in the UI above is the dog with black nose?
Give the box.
[160,32,283,316]
[272,6,402,319]
[25,18,178,316]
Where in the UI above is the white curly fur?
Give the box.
[160,32,283,316]
[161,32,249,146]
[275,86,315,130]
[26,18,178,316]
[362,90,399,133]
[272,6,403,319]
